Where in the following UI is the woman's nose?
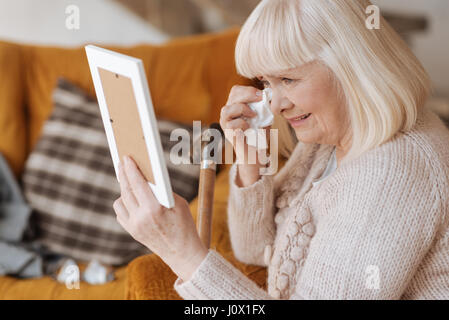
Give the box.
[270,90,293,115]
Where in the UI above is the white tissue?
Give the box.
[245,88,274,149]
[82,260,114,285]
[248,88,274,128]
[55,259,114,286]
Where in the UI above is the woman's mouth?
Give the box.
[288,113,312,127]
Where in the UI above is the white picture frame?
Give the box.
[85,45,175,209]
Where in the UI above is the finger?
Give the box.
[222,103,257,122]
[116,212,129,233]
[223,125,246,146]
[124,156,157,207]
[113,197,129,221]
[172,192,188,208]
[264,125,272,148]
[118,161,139,210]
[226,118,251,131]
[116,215,126,230]
[234,131,249,164]
[227,86,263,105]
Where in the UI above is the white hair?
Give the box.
[235,0,432,163]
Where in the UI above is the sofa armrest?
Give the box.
[125,254,182,300]
[125,166,267,300]
[125,252,267,300]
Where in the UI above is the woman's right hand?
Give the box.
[219,85,271,187]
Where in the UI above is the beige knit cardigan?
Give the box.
[175,107,449,299]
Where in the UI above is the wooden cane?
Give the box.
[196,123,222,249]
[197,160,216,248]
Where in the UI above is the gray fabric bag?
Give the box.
[0,153,43,278]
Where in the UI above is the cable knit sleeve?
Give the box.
[291,146,444,300]
[226,162,276,266]
[174,250,273,300]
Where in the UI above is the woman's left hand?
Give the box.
[113,156,208,282]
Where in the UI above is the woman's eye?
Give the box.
[282,78,294,85]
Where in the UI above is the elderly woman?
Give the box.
[113,0,449,299]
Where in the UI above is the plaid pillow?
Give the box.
[22,79,200,265]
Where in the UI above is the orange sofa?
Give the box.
[0,28,286,299]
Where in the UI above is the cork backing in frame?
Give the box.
[98,67,155,184]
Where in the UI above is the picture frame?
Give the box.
[85,45,175,209]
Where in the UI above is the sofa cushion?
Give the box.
[22,79,201,266]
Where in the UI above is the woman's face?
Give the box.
[260,61,352,151]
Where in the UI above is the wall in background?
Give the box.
[0,0,169,47]
[114,0,260,36]
[374,0,449,97]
